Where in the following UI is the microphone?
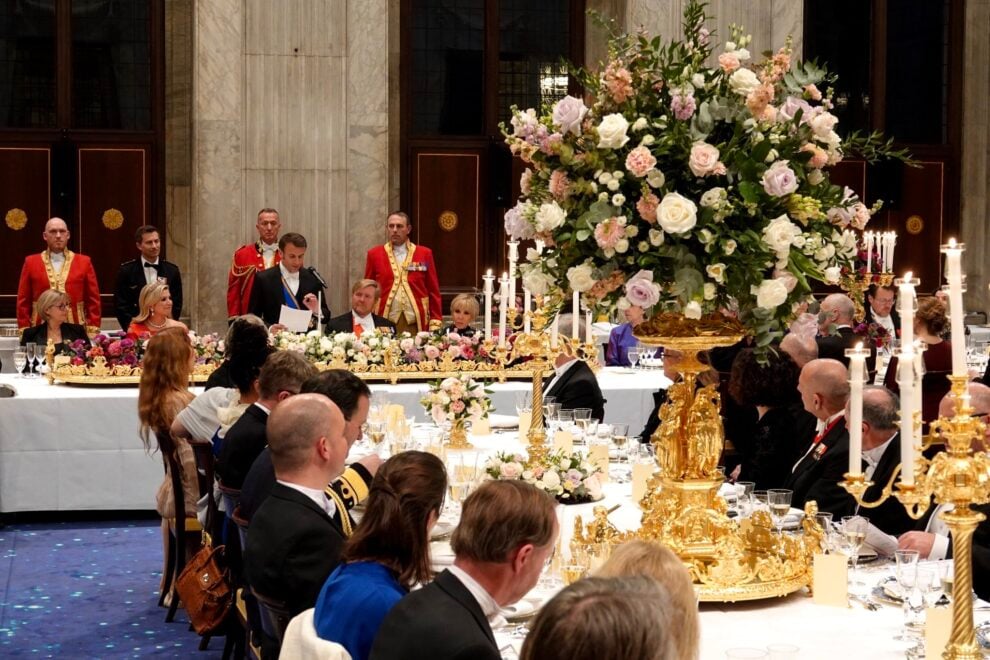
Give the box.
[308,266,328,289]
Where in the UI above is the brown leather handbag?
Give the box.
[175,540,233,634]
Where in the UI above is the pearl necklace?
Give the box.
[148,316,168,330]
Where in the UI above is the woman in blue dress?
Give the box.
[606,304,646,367]
[314,451,447,660]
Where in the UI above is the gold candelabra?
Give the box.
[839,271,894,323]
[841,375,990,659]
[511,299,554,463]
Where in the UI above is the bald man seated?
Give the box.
[786,359,854,516]
[897,382,990,600]
[244,394,351,617]
[816,293,875,374]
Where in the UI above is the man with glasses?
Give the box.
[227,208,283,322]
[863,284,899,336]
[17,217,101,336]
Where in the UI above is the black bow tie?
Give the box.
[144,262,161,272]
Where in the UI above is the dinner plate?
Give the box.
[488,414,519,429]
[500,599,537,621]
[431,520,455,540]
[607,367,636,375]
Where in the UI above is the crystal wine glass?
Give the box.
[840,515,869,587]
[12,349,27,378]
[25,342,37,377]
[894,549,920,640]
[767,489,792,535]
[627,348,641,369]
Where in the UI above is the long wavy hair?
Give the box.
[341,451,447,589]
[132,282,171,324]
[137,327,194,450]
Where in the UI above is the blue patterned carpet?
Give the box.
[0,520,221,658]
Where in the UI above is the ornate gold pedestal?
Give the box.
[632,313,817,602]
[446,420,474,450]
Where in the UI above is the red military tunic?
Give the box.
[364,241,442,333]
[17,250,102,333]
[227,241,281,321]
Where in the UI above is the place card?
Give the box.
[472,418,491,436]
[632,462,654,502]
[553,430,573,451]
[588,444,609,482]
[518,411,531,441]
[812,553,848,607]
[925,606,951,658]
[385,404,406,433]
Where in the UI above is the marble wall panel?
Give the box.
[194,0,242,122]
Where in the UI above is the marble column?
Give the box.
[960,0,990,316]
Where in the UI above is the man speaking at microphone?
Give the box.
[248,232,330,330]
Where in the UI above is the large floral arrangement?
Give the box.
[64,333,142,368]
[420,374,492,427]
[190,332,226,366]
[502,1,908,346]
[273,329,393,367]
[485,450,603,504]
[399,330,490,363]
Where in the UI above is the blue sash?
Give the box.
[281,278,300,309]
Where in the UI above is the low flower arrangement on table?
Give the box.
[485,450,604,504]
[421,374,493,449]
[49,332,224,384]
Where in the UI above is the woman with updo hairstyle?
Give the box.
[313,451,447,660]
[885,296,953,422]
[127,282,187,336]
[204,314,273,391]
[728,347,809,489]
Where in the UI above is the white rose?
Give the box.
[704,283,717,300]
[646,169,666,188]
[522,268,555,297]
[648,229,665,246]
[612,193,625,206]
[729,68,760,96]
[809,111,838,138]
[692,73,705,88]
[551,95,588,136]
[700,187,726,208]
[542,470,561,488]
[567,263,596,293]
[631,117,648,131]
[807,169,825,185]
[762,214,801,257]
[753,279,789,309]
[534,201,566,232]
[596,113,631,149]
[684,301,703,319]
[598,171,612,184]
[641,134,656,146]
[824,266,842,284]
[723,239,737,255]
[706,263,726,283]
[656,192,698,234]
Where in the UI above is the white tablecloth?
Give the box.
[0,367,665,512]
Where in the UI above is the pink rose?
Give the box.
[594,217,626,250]
[761,161,798,197]
[625,146,657,178]
[549,169,571,200]
[688,142,722,177]
[636,192,659,224]
[718,52,740,73]
[424,345,440,360]
[519,169,532,195]
[778,96,812,123]
[450,400,466,414]
[624,270,661,308]
[773,269,798,293]
[800,143,828,169]
[551,95,588,136]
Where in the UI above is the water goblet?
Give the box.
[767,489,792,535]
[367,420,387,453]
[610,423,630,463]
[752,490,769,512]
[627,348,642,369]
[735,481,755,516]
[894,549,920,640]
[813,512,834,551]
[12,349,27,378]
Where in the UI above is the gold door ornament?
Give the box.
[5,208,27,230]
[438,211,458,232]
[102,208,124,230]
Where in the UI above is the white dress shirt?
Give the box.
[49,251,66,274]
[447,565,500,623]
[862,434,895,481]
[280,263,300,296]
[925,503,953,560]
[261,241,278,269]
[143,259,160,285]
[792,411,845,473]
[352,311,375,334]
[544,358,581,396]
[277,479,337,518]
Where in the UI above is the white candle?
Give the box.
[942,239,967,376]
[846,343,867,477]
[585,308,593,345]
[507,241,519,313]
[572,291,580,340]
[896,346,916,486]
[912,341,924,432]
[483,269,495,340]
[498,272,509,348]
[864,231,873,273]
[551,314,559,349]
[523,287,532,333]
[897,272,917,349]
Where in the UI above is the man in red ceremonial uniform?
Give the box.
[364,211,442,334]
[17,217,101,335]
[227,208,283,322]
